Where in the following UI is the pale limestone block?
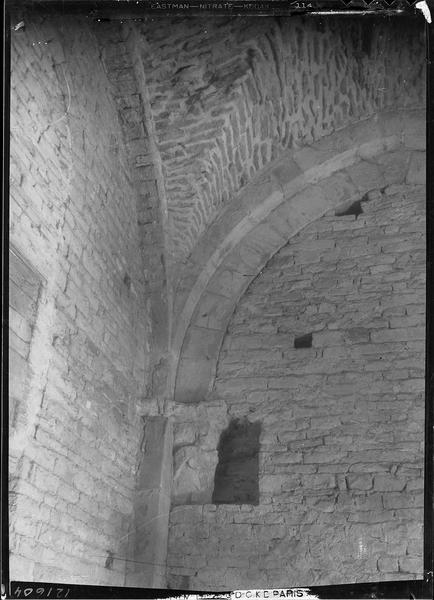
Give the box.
[406,151,426,184]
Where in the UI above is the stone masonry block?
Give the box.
[175,357,214,404]
[406,151,426,185]
[373,475,406,492]
[346,160,386,192]
[207,267,250,300]
[182,325,224,360]
[319,171,358,209]
[192,292,235,331]
[398,557,423,574]
[270,156,302,188]
[346,474,373,491]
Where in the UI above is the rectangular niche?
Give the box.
[212,418,260,505]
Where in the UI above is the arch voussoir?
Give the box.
[172,109,425,405]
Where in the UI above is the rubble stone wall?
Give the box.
[9,17,150,585]
[172,112,425,405]
[140,16,425,272]
[167,181,425,589]
[9,11,426,591]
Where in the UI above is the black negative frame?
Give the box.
[1,1,433,598]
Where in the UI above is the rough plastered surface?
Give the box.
[140,17,425,268]
[9,18,150,585]
[167,182,425,590]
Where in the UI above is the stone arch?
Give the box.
[172,108,425,404]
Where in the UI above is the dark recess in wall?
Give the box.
[212,418,261,505]
[294,332,313,348]
[335,199,364,218]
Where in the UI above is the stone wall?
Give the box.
[171,109,425,405]
[139,16,425,274]
[9,17,151,585]
[9,10,426,591]
[167,181,425,589]
[93,22,172,404]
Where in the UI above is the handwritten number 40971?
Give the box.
[13,587,70,598]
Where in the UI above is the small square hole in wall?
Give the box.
[212,418,260,505]
[335,199,364,218]
[294,333,312,349]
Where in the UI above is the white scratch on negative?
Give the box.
[416,1,432,23]
[51,64,72,127]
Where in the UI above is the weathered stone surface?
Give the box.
[347,474,373,491]
[406,151,426,185]
[10,10,426,593]
[168,183,425,589]
[175,357,215,404]
[171,111,424,403]
[173,422,197,448]
[182,325,224,360]
[141,17,425,268]
[9,17,151,587]
[192,292,235,331]
[172,446,217,506]
[126,418,172,587]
